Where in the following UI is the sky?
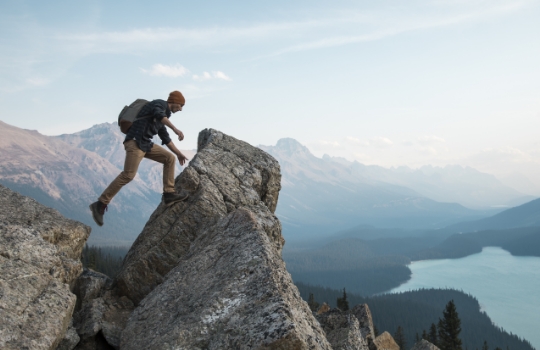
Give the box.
[1,0,540,193]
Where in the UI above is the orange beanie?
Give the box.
[167,90,185,105]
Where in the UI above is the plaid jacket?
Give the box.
[124,99,172,152]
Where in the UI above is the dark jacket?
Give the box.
[124,99,172,152]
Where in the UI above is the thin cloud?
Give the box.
[140,64,189,77]
[192,71,232,81]
[418,135,446,145]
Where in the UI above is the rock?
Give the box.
[317,302,331,314]
[115,128,282,305]
[0,184,90,350]
[373,331,400,350]
[72,270,133,350]
[73,269,113,311]
[119,129,331,349]
[316,308,369,350]
[411,339,440,350]
[352,304,376,349]
[55,321,80,350]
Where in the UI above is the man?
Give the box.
[89,90,189,227]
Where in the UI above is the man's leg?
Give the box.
[144,143,176,194]
[144,144,188,206]
[91,140,145,226]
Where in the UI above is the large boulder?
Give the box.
[316,308,369,350]
[0,184,90,350]
[115,128,282,305]
[118,129,331,349]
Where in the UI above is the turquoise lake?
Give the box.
[389,247,540,349]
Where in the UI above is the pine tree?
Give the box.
[429,323,438,345]
[415,333,420,342]
[482,341,489,350]
[422,329,428,340]
[336,288,349,311]
[308,293,319,312]
[394,326,406,350]
[438,300,463,350]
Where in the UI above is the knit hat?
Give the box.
[167,90,185,105]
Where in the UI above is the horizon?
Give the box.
[1,0,539,191]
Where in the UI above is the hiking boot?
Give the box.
[89,201,107,226]
[162,191,189,207]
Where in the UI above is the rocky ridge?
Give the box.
[0,129,402,349]
[0,184,90,350]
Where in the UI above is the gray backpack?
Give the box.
[117,99,150,134]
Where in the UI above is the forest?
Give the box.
[296,282,534,350]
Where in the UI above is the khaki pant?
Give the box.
[98,140,175,204]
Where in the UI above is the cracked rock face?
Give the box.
[117,129,331,349]
[115,128,283,305]
[0,184,90,350]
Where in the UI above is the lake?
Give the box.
[389,247,540,349]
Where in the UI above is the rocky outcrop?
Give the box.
[411,339,440,350]
[316,308,369,350]
[115,128,282,304]
[0,184,90,350]
[117,129,330,349]
[373,332,400,350]
[351,304,376,350]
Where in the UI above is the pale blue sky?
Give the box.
[1,0,539,191]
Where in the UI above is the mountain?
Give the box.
[323,155,528,209]
[447,198,540,232]
[260,138,493,241]
[0,120,159,245]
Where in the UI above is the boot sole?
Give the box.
[89,204,104,227]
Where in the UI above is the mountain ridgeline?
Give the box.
[0,120,533,247]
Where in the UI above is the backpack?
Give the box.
[117,99,150,134]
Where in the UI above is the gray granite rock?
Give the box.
[373,331,400,350]
[119,129,330,349]
[0,184,90,350]
[72,270,133,350]
[411,339,440,350]
[115,128,283,305]
[352,304,376,349]
[316,308,369,350]
[56,321,80,350]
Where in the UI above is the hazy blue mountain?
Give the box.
[323,154,529,209]
[447,198,540,232]
[260,138,495,242]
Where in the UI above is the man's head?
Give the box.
[167,90,185,113]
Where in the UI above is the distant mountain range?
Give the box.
[260,138,534,241]
[0,120,536,245]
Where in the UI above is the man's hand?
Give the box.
[175,128,184,141]
[176,151,189,166]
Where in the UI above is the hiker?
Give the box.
[90,90,189,227]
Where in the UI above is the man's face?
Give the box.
[170,103,183,113]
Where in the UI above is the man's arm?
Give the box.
[161,117,184,141]
[165,141,189,166]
